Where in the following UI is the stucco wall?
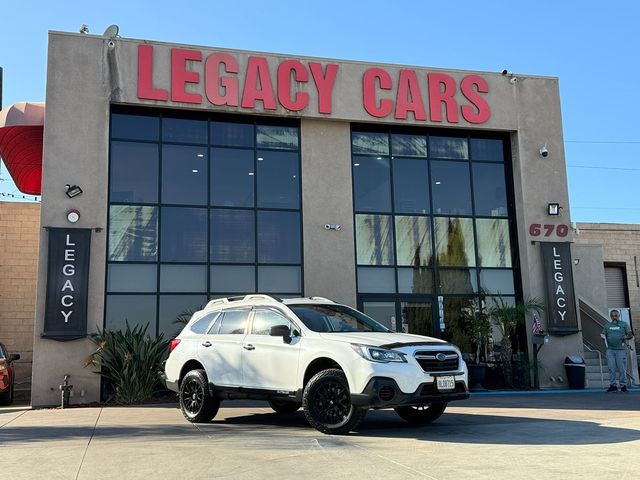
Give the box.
[0,201,40,390]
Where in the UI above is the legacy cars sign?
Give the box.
[137,45,490,124]
[43,228,91,340]
[541,242,578,335]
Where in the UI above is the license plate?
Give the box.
[436,376,455,392]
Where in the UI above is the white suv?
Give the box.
[165,295,469,434]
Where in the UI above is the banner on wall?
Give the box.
[541,242,579,335]
[43,228,91,341]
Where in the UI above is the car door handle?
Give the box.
[243,344,255,351]
[202,341,212,347]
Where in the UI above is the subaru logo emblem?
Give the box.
[436,353,446,362]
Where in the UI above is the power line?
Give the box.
[572,206,640,211]
[0,192,40,201]
[567,165,640,171]
[565,140,640,144]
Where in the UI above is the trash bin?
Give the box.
[564,356,586,389]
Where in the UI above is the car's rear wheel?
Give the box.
[394,402,447,424]
[302,369,366,434]
[179,369,220,423]
[269,399,302,414]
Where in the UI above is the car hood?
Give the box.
[317,332,449,348]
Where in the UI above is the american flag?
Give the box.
[532,314,543,334]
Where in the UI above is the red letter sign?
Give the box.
[205,53,239,107]
[395,69,426,121]
[428,73,458,123]
[277,60,309,111]
[137,45,168,101]
[363,68,393,118]
[171,48,202,104]
[309,62,338,114]
[461,75,490,124]
[241,57,277,110]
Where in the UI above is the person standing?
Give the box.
[602,309,634,392]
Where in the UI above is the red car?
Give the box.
[0,343,20,406]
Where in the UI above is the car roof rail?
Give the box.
[205,294,282,310]
[308,296,335,303]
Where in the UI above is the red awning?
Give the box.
[0,102,45,195]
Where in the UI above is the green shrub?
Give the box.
[86,323,170,404]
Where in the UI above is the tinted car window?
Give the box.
[251,309,291,335]
[190,313,219,334]
[218,310,249,335]
[290,305,388,333]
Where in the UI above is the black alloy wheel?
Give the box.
[302,369,366,434]
[394,402,447,425]
[179,369,220,423]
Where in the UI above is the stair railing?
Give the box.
[583,340,605,387]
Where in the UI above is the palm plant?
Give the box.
[86,322,169,404]
[487,296,544,387]
[463,308,492,365]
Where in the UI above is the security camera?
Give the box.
[335,224,341,231]
[324,224,331,230]
[107,39,116,48]
[539,146,549,157]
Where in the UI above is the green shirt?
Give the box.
[603,321,631,350]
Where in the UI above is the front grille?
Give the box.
[414,350,459,372]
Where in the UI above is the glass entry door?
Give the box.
[361,297,438,337]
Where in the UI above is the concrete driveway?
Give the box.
[2,392,639,480]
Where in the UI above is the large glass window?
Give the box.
[161,145,208,205]
[431,161,472,215]
[107,111,302,336]
[352,129,517,354]
[210,148,254,207]
[352,156,391,212]
[110,142,159,203]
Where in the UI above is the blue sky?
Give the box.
[1,1,638,223]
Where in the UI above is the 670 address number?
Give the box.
[529,223,569,237]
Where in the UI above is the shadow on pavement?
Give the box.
[461,392,640,411]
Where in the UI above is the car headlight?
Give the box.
[350,344,407,363]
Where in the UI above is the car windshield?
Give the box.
[289,304,389,333]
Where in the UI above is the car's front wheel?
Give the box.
[302,368,366,434]
[269,399,302,414]
[179,369,220,423]
[394,402,447,424]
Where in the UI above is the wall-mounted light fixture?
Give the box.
[547,203,561,216]
[65,184,83,198]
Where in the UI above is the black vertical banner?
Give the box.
[541,242,578,335]
[43,228,92,340]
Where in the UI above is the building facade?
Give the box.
[28,31,585,405]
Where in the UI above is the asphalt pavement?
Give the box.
[1,391,639,480]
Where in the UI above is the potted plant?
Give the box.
[462,307,492,389]
[487,296,544,388]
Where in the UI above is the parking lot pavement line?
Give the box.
[73,407,103,480]
[0,409,27,428]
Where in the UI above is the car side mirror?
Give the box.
[8,353,20,362]
[270,324,292,344]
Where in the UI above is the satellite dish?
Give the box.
[103,24,119,38]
